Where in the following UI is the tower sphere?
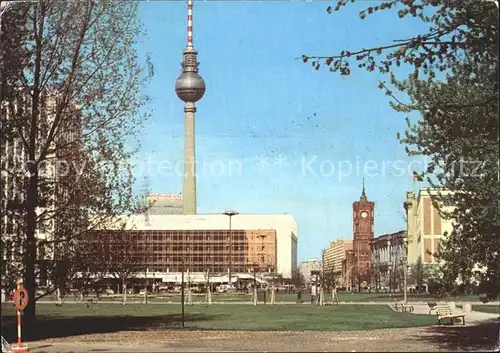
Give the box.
[175,72,206,103]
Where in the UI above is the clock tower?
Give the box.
[352,179,375,286]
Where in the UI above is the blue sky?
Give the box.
[134,1,430,263]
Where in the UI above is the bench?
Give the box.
[435,303,465,325]
[427,301,437,315]
[393,298,414,312]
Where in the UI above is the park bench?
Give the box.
[393,298,414,312]
[435,302,465,325]
[427,301,438,315]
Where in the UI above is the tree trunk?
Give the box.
[80,282,85,303]
[122,278,126,305]
[23,0,44,332]
[23,171,39,333]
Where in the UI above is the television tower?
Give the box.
[175,0,206,215]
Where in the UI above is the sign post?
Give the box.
[12,280,29,353]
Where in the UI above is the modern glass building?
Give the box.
[80,213,298,281]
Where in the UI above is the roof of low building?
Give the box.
[96,213,298,236]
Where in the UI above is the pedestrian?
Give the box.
[297,288,303,304]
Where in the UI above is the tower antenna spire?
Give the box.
[187,0,193,48]
[361,177,367,201]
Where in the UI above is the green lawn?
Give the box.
[1,303,436,334]
[471,305,500,315]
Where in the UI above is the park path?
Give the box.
[407,303,499,325]
[19,327,479,352]
[22,322,500,353]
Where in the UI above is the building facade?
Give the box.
[298,258,322,286]
[405,189,454,265]
[371,230,406,292]
[1,93,82,290]
[323,239,352,277]
[94,213,297,279]
[82,228,277,274]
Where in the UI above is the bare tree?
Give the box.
[290,269,305,289]
[78,221,141,305]
[1,0,152,327]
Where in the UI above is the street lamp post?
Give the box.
[252,263,258,305]
[387,263,393,293]
[223,210,238,291]
[394,237,402,294]
[180,258,185,329]
[144,268,149,304]
[351,255,355,292]
[387,239,391,293]
[320,249,325,306]
[402,235,408,304]
[393,251,397,294]
[403,260,408,303]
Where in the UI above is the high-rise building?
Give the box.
[175,0,205,215]
[323,239,352,276]
[351,179,375,287]
[1,93,82,287]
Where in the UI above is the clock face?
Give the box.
[361,211,368,218]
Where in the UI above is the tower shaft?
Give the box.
[176,0,205,215]
[183,102,196,215]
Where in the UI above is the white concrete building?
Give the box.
[108,213,298,279]
[298,258,322,285]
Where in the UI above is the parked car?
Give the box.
[158,285,170,293]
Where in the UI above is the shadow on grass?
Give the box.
[1,313,215,342]
[414,318,500,351]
